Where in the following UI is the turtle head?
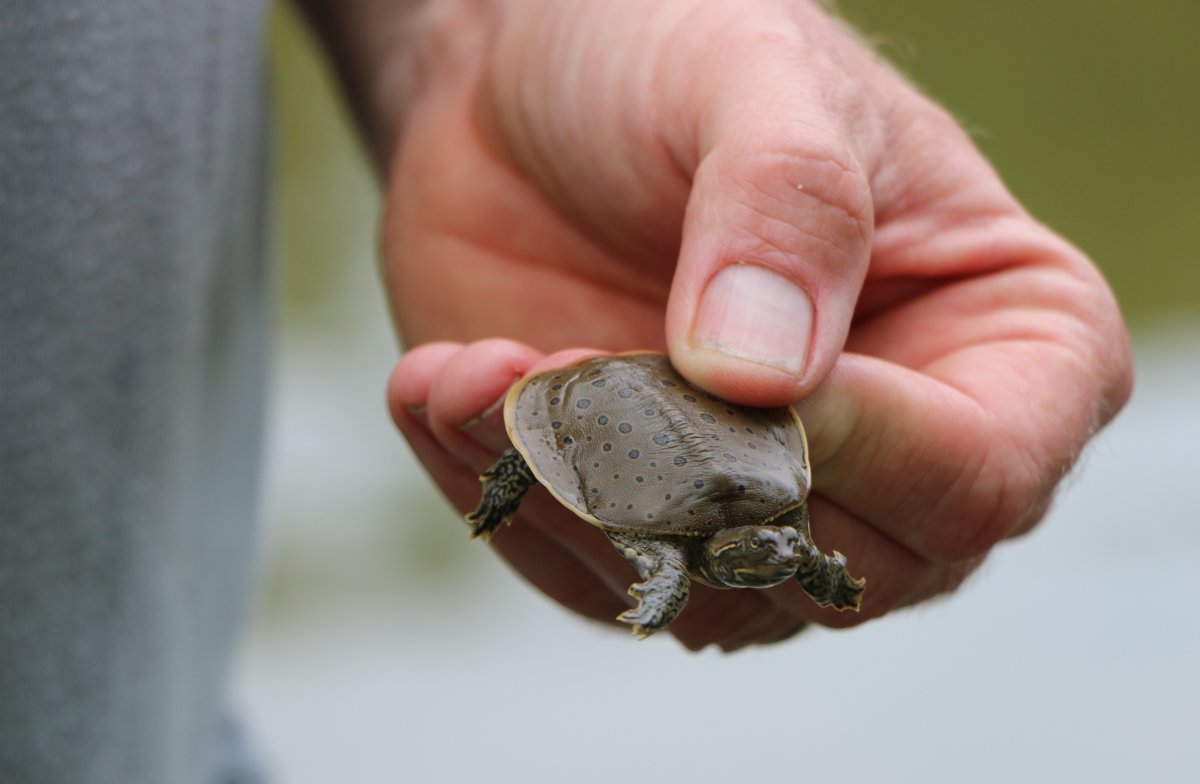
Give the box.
[701,525,800,588]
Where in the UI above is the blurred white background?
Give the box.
[234,5,1200,782]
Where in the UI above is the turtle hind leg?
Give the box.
[466,448,536,540]
[606,533,690,637]
[779,504,866,612]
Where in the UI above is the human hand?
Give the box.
[374,0,1132,650]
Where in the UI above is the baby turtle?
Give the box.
[468,353,865,636]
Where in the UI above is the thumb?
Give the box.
[665,101,876,406]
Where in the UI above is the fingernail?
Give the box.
[691,264,813,375]
[405,405,430,428]
[459,393,512,454]
[460,393,507,431]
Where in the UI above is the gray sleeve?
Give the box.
[1,2,272,782]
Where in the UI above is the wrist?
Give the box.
[296,0,489,172]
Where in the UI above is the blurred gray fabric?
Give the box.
[1,1,271,782]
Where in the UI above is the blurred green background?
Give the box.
[270,0,1199,331]
[835,0,1200,322]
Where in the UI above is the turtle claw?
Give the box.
[616,612,655,640]
[617,598,663,639]
[464,512,495,542]
[464,505,508,541]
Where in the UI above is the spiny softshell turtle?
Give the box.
[468,352,865,636]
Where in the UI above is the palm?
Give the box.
[383,70,675,352]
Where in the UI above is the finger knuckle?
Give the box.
[724,138,874,270]
[940,441,1047,562]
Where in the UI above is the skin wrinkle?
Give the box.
[744,30,885,165]
[866,210,1033,280]
[487,9,688,265]
[385,0,495,164]
[912,358,1069,560]
[868,98,1000,225]
[926,334,1095,399]
[699,152,873,355]
[434,231,669,313]
[848,277,940,324]
[724,193,862,274]
[928,432,1010,563]
[958,429,1053,558]
[745,149,874,237]
[933,332,1105,435]
[645,9,700,185]
[826,513,901,600]
[464,104,682,279]
[846,261,1110,373]
[889,411,999,562]
[774,175,872,251]
[741,172,871,255]
[400,232,662,350]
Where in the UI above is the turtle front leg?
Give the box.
[606,533,690,637]
[466,448,537,540]
[796,547,866,611]
[781,504,866,611]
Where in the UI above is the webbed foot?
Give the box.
[607,533,691,637]
[797,548,865,611]
[466,448,536,540]
[618,575,691,638]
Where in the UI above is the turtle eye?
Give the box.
[749,537,760,549]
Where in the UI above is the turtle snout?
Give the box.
[732,530,800,587]
[757,528,798,564]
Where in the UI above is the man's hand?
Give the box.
[349,0,1132,649]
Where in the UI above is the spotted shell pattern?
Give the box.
[505,354,811,536]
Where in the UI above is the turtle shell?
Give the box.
[504,353,811,536]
